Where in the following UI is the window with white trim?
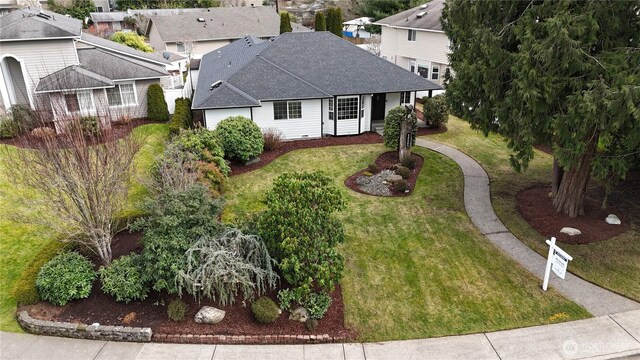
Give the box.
[64,90,95,113]
[106,83,137,107]
[418,64,429,78]
[328,98,334,120]
[337,97,358,120]
[360,97,365,118]
[431,65,440,80]
[273,101,302,120]
[176,42,186,53]
[401,91,411,104]
[409,61,416,73]
[407,29,416,42]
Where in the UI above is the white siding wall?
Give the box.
[0,39,78,88]
[180,40,231,59]
[204,107,252,129]
[380,26,449,65]
[252,99,322,139]
[322,98,333,136]
[361,94,372,132]
[385,92,401,114]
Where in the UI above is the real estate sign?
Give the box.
[542,237,573,291]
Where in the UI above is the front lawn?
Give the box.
[426,117,640,302]
[223,144,589,341]
[0,124,169,332]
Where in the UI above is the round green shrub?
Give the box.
[393,179,409,193]
[401,156,417,170]
[12,241,64,305]
[167,299,189,321]
[395,165,411,179]
[367,163,379,173]
[147,83,169,122]
[422,95,449,128]
[36,252,96,306]
[172,128,229,176]
[251,296,280,324]
[214,116,264,164]
[79,116,100,136]
[383,106,417,150]
[99,254,149,303]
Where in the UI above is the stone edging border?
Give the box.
[18,310,347,344]
[17,311,152,342]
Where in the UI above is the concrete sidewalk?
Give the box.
[1,310,639,359]
[415,138,640,316]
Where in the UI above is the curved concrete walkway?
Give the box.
[1,139,639,360]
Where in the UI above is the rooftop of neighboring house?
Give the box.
[146,5,310,43]
[193,32,441,109]
[79,32,171,65]
[0,8,82,41]
[374,0,445,32]
[89,11,128,23]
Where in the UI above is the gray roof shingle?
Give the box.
[79,32,171,65]
[374,0,445,32]
[77,48,168,80]
[193,32,441,109]
[147,6,309,43]
[0,8,82,41]
[35,65,113,92]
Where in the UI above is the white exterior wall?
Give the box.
[385,92,401,114]
[252,99,322,139]
[204,107,252,130]
[361,94,372,132]
[322,98,333,136]
[178,40,231,59]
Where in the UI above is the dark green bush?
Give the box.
[422,95,449,128]
[251,296,281,324]
[99,254,149,303]
[367,163,379,173]
[0,115,19,139]
[193,160,225,197]
[395,165,411,179]
[12,241,64,305]
[36,252,96,306]
[401,156,417,170]
[147,83,169,122]
[172,128,229,175]
[393,179,409,192]
[383,106,417,150]
[305,292,332,320]
[133,184,224,293]
[169,98,192,134]
[167,299,189,321]
[79,116,100,136]
[10,105,38,133]
[214,116,263,164]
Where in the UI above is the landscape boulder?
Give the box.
[560,227,582,236]
[385,174,403,182]
[289,306,309,323]
[605,214,621,225]
[194,306,225,324]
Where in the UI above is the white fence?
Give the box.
[163,88,183,114]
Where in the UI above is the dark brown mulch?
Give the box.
[229,132,383,176]
[516,186,630,244]
[24,231,354,341]
[0,119,157,149]
[344,151,424,197]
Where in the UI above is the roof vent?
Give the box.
[210,80,222,90]
[36,12,52,20]
[197,17,205,22]
[416,11,427,18]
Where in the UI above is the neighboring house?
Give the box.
[0,8,170,127]
[89,11,134,34]
[343,17,372,39]
[192,32,441,140]
[0,0,46,15]
[146,5,310,59]
[374,0,450,90]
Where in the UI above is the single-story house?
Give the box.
[145,5,310,59]
[343,17,373,39]
[192,32,441,140]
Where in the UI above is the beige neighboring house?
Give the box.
[146,5,310,59]
[375,0,449,93]
[0,8,171,126]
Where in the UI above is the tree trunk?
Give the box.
[552,137,597,218]
[552,158,563,196]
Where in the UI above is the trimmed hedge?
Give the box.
[251,296,280,324]
[214,116,263,164]
[169,98,193,134]
[422,95,449,128]
[147,83,169,122]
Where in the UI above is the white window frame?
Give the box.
[273,100,302,120]
[417,64,429,78]
[105,82,138,108]
[328,98,334,121]
[408,29,417,42]
[409,61,416,73]
[64,89,96,115]
[431,65,440,80]
[337,96,359,121]
[401,91,411,104]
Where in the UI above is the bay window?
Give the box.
[337,96,359,120]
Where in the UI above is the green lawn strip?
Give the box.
[223,144,589,342]
[426,116,640,301]
[0,123,169,332]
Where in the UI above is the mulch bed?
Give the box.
[345,151,424,197]
[0,119,156,149]
[24,231,354,341]
[516,186,630,244]
[229,132,384,176]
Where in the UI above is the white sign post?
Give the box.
[542,237,573,291]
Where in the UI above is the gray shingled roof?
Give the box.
[79,32,171,65]
[0,8,82,41]
[77,48,168,80]
[35,65,113,92]
[193,32,441,109]
[374,0,445,32]
[90,12,128,23]
[147,6,309,43]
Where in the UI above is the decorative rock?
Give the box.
[385,174,403,182]
[245,157,260,165]
[605,214,621,225]
[194,306,225,324]
[289,307,309,323]
[560,227,582,236]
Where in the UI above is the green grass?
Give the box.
[0,124,168,332]
[223,144,589,341]
[427,117,640,301]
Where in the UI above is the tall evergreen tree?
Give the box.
[279,12,293,34]
[314,12,326,31]
[443,0,640,217]
[325,7,343,37]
